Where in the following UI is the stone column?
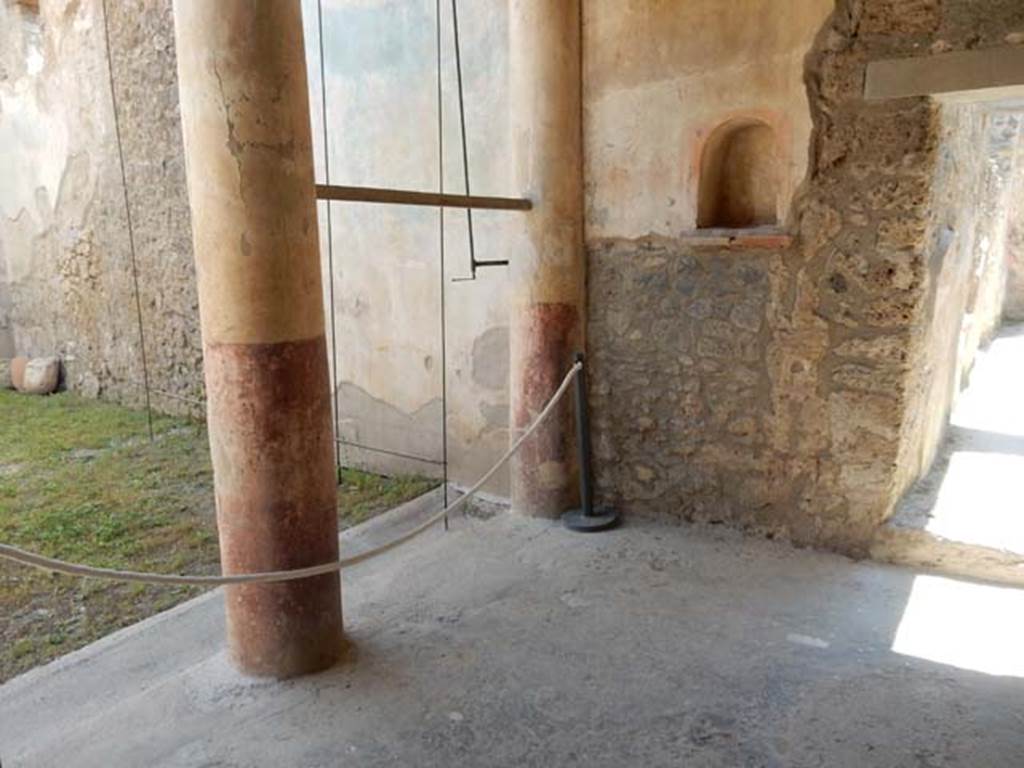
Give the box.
[508,0,585,518]
[172,0,343,678]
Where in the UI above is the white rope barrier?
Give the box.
[0,362,582,586]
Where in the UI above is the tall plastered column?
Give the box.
[509,0,585,518]
[172,0,343,678]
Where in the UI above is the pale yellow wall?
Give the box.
[583,0,834,240]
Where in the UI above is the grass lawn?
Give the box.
[0,390,437,683]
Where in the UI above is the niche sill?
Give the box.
[680,227,792,250]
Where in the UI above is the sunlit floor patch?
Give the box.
[924,326,1024,553]
[892,574,1024,678]
[950,326,1024,439]
[925,451,1024,551]
[885,325,1024,563]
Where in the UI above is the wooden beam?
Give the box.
[315,184,532,211]
[865,45,1024,102]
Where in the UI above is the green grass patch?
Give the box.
[0,389,437,682]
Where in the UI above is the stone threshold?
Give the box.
[871,521,1024,587]
[678,228,793,249]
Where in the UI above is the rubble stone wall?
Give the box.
[0,0,202,413]
[587,0,1024,552]
[1004,136,1024,322]
[898,105,1022,500]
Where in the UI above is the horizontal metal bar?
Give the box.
[316,184,532,211]
[337,439,446,466]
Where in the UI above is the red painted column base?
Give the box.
[510,302,580,518]
[204,335,344,678]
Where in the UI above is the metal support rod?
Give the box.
[437,0,451,530]
[451,0,480,279]
[562,352,619,532]
[450,0,475,273]
[575,352,594,516]
[449,0,509,282]
[315,183,531,211]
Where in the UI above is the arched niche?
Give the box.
[697,118,780,230]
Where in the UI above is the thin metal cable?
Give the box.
[0,363,582,586]
[100,0,154,442]
[140,388,204,409]
[63,353,205,409]
[336,439,445,466]
[437,0,451,530]
[316,0,342,473]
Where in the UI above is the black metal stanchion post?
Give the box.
[562,352,620,532]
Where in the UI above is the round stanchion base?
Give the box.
[562,507,620,533]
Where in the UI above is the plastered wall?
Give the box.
[0,0,512,492]
[300,0,514,490]
[583,0,832,238]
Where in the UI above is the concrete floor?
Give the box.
[3,497,1024,767]
[875,323,1024,584]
